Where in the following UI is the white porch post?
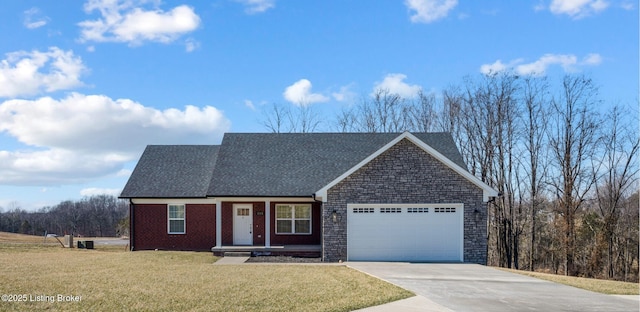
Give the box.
[215,199,222,247]
[265,200,271,247]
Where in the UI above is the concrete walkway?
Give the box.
[353,295,451,312]
[213,256,249,264]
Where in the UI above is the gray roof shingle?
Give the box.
[120,145,219,198]
[120,132,466,198]
[207,132,466,197]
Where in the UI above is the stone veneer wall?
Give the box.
[322,138,487,263]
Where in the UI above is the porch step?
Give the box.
[224,251,252,257]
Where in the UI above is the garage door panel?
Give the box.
[347,203,463,262]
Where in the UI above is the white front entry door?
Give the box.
[233,204,253,245]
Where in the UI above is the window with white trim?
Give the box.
[168,204,185,234]
[276,204,311,234]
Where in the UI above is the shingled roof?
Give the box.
[120,132,467,198]
[207,132,466,197]
[120,145,220,198]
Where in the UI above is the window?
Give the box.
[276,204,311,234]
[168,204,185,234]
[353,207,375,213]
[434,207,456,213]
[380,207,402,213]
[407,207,428,213]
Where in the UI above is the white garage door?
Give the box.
[347,203,463,262]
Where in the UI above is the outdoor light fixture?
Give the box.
[332,210,338,223]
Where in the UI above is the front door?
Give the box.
[233,204,253,245]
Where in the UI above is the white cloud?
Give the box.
[620,1,634,10]
[0,93,230,185]
[480,53,602,76]
[515,54,578,75]
[549,0,609,19]
[0,47,86,98]
[372,73,422,98]
[185,38,200,52]
[236,0,275,14]
[79,0,200,45]
[0,149,125,185]
[23,7,49,29]
[80,187,122,197]
[582,53,602,65]
[480,60,510,75]
[283,79,329,105]
[244,99,256,110]
[405,0,458,23]
[332,84,357,103]
[116,169,132,177]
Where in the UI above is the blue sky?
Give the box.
[0,0,637,211]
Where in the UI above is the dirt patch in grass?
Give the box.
[0,245,412,311]
[498,268,639,295]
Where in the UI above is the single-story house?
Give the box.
[120,132,498,263]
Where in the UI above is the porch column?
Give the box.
[215,199,222,247]
[265,200,270,247]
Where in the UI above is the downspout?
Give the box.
[129,199,134,251]
[313,193,324,262]
[485,193,501,265]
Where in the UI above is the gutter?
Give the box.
[128,199,134,251]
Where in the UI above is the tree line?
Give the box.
[263,73,639,282]
[0,195,129,238]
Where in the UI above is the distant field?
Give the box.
[0,232,58,244]
[0,233,412,312]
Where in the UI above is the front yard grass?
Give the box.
[0,244,412,311]
[498,268,639,295]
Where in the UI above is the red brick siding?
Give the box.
[132,203,215,251]
[221,202,233,245]
[253,202,266,246]
[270,202,321,245]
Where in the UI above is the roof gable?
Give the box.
[120,145,219,198]
[315,132,498,202]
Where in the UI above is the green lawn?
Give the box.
[0,244,412,312]
[498,268,639,295]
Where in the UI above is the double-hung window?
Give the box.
[168,204,185,234]
[276,204,311,234]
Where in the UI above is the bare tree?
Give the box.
[408,90,438,132]
[617,191,639,281]
[262,103,324,133]
[288,104,323,133]
[262,103,290,133]
[592,105,639,278]
[519,76,550,271]
[548,75,600,276]
[335,107,357,132]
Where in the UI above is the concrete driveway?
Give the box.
[348,262,639,312]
